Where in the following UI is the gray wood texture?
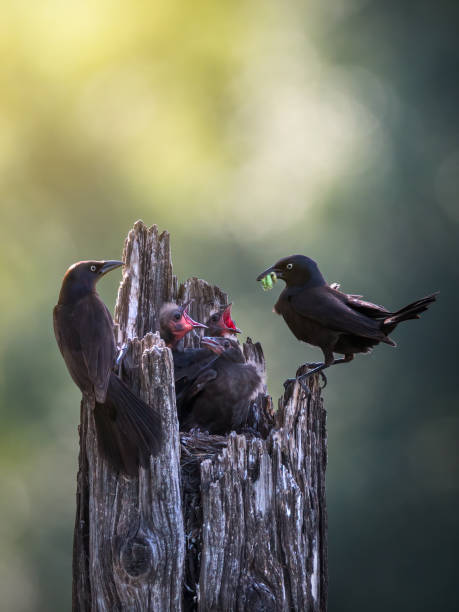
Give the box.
[73,220,327,611]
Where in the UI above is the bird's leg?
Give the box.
[305,363,328,387]
[297,375,313,395]
[291,363,327,396]
[326,354,354,368]
[297,350,336,393]
[297,353,354,391]
[283,375,322,393]
[284,363,326,392]
[297,362,328,387]
[328,355,354,367]
[297,364,328,392]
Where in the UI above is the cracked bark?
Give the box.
[73,220,327,611]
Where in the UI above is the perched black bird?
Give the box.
[53,260,162,475]
[257,254,437,387]
[180,337,262,434]
[205,303,242,337]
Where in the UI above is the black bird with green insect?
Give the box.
[257,254,437,390]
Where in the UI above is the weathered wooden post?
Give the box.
[73,221,328,611]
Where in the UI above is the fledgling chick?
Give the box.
[159,301,207,349]
[180,337,262,435]
[159,302,215,415]
[205,303,242,338]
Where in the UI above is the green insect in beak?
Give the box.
[261,271,277,291]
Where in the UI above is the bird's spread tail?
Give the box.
[382,292,438,335]
[94,372,162,475]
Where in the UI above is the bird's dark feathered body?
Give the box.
[53,260,162,475]
[172,347,218,416]
[172,346,217,379]
[274,284,394,359]
[258,254,437,369]
[180,338,262,434]
[172,303,241,409]
[53,293,117,402]
[174,303,242,405]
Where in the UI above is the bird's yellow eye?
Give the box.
[286,263,293,270]
[90,265,97,272]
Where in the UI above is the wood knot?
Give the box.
[120,537,154,578]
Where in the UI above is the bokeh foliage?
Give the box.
[0,0,457,610]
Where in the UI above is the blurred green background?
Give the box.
[0,0,457,610]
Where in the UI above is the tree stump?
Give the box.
[73,221,328,611]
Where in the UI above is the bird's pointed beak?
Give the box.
[100,260,124,276]
[181,301,208,329]
[201,336,225,355]
[256,265,282,281]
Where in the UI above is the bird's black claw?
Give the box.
[319,371,327,388]
[296,364,328,392]
[296,374,311,397]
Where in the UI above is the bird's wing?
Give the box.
[174,349,218,383]
[53,305,70,356]
[53,304,91,392]
[290,286,387,340]
[75,295,116,402]
[174,351,219,407]
[184,369,218,400]
[230,364,262,429]
[342,293,390,319]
